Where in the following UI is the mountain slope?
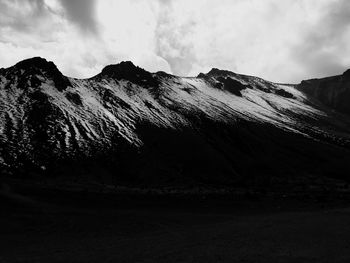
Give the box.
[297,69,350,115]
[1,57,350,190]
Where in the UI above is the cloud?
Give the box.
[0,0,104,77]
[151,0,350,82]
[59,0,98,34]
[0,0,52,34]
[154,0,198,76]
[0,0,350,82]
[290,0,350,79]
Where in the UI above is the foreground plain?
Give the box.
[1,187,350,263]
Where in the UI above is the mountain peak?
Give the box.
[101,61,139,76]
[198,68,236,78]
[15,57,58,72]
[100,61,159,87]
[11,57,70,91]
[342,68,350,79]
[207,68,235,76]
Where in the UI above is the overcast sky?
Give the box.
[0,0,350,83]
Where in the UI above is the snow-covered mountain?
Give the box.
[1,57,350,189]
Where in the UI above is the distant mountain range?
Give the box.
[1,57,350,191]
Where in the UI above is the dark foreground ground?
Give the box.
[1,185,350,263]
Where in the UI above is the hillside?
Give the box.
[1,57,350,191]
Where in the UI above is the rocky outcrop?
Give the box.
[98,61,159,88]
[297,70,350,114]
[3,57,71,91]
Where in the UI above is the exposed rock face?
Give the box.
[5,57,71,91]
[297,70,350,115]
[216,77,246,96]
[99,61,159,88]
[1,57,350,189]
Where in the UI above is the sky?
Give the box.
[0,0,350,83]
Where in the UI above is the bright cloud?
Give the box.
[0,0,350,82]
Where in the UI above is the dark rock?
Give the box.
[102,89,131,110]
[342,69,350,79]
[216,76,246,96]
[275,89,294,99]
[298,74,350,115]
[15,57,57,72]
[207,68,235,77]
[214,82,224,90]
[255,83,271,93]
[100,61,159,88]
[14,57,71,91]
[30,76,42,88]
[197,73,208,79]
[66,92,82,106]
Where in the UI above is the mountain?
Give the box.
[297,69,350,115]
[1,57,350,191]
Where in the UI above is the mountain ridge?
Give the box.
[1,57,350,191]
[0,56,298,83]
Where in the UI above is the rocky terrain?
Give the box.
[1,57,350,191]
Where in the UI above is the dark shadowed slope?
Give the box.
[1,57,350,190]
[297,69,350,115]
